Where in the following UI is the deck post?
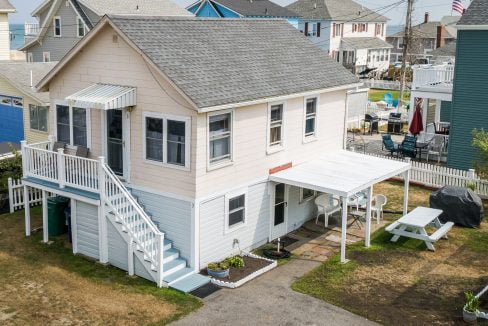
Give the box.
[128,237,134,276]
[47,135,54,151]
[365,186,373,248]
[340,196,348,263]
[157,233,165,287]
[57,148,65,188]
[42,190,48,243]
[403,160,411,216]
[24,185,31,236]
[8,177,14,213]
[98,156,108,264]
[20,140,28,177]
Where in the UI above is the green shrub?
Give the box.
[224,255,245,268]
[464,291,480,313]
[0,148,22,194]
[207,262,229,271]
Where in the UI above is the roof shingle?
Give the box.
[210,0,299,18]
[458,0,488,26]
[341,37,393,50]
[77,0,192,16]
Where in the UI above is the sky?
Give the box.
[8,0,465,25]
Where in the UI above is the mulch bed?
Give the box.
[203,256,272,283]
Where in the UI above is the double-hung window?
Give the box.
[53,17,61,37]
[144,113,190,168]
[29,104,48,132]
[77,17,85,37]
[56,104,89,147]
[268,103,284,152]
[209,112,232,165]
[304,97,317,140]
[226,191,247,232]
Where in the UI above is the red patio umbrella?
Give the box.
[409,98,424,135]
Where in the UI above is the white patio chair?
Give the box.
[426,135,444,163]
[315,194,341,228]
[372,194,387,224]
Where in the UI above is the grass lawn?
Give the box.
[0,207,201,325]
[369,89,410,103]
[292,181,488,325]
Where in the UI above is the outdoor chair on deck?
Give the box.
[52,142,66,152]
[400,135,417,159]
[372,194,387,224]
[382,134,399,156]
[315,194,341,228]
[75,146,89,158]
[426,135,444,163]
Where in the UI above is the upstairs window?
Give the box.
[305,22,319,37]
[56,104,89,147]
[43,52,50,62]
[335,23,341,37]
[304,97,317,139]
[208,112,232,165]
[268,103,284,152]
[29,104,48,132]
[77,17,85,37]
[53,17,61,37]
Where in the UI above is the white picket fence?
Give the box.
[364,152,488,197]
[7,178,46,213]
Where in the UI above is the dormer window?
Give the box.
[54,17,61,37]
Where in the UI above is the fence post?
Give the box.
[20,141,27,177]
[8,177,14,213]
[48,135,54,151]
[468,169,476,191]
[57,148,65,188]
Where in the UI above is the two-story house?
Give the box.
[21,16,411,292]
[387,13,457,64]
[20,0,192,62]
[0,0,15,60]
[286,0,392,74]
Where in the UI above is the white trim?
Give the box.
[42,51,51,62]
[53,99,92,148]
[191,200,200,271]
[197,83,362,113]
[270,183,289,240]
[123,109,131,182]
[299,187,316,204]
[53,16,62,37]
[456,25,488,30]
[302,95,319,143]
[266,101,285,154]
[197,175,268,204]
[142,111,191,171]
[207,109,234,171]
[27,52,33,62]
[22,180,100,205]
[126,183,195,203]
[224,188,248,234]
[76,16,86,38]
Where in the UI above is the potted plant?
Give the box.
[224,255,245,269]
[463,291,480,323]
[207,261,230,278]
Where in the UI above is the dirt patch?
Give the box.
[205,256,272,283]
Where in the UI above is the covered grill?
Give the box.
[364,113,379,135]
[387,112,403,134]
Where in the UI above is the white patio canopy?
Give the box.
[269,150,411,263]
[66,83,136,110]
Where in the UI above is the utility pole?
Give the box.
[399,0,414,108]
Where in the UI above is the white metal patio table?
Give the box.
[386,207,454,251]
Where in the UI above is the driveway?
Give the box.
[172,259,377,326]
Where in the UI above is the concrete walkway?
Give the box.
[172,259,377,326]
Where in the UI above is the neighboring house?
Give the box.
[187,0,299,23]
[387,13,458,64]
[0,62,55,145]
[430,41,456,64]
[286,0,392,74]
[20,0,192,62]
[0,0,16,60]
[23,16,363,291]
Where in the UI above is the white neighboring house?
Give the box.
[0,0,16,60]
[286,0,392,74]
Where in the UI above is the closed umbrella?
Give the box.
[409,98,424,135]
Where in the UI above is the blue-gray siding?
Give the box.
[107,221,128,270]
[75,201,99,259]
[131,188,192,266]
[440,101,451,123]
[287,186,316,232]
[448,30,488,170]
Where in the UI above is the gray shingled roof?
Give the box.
[0,0,15,12]
[389,21,456,39]
[0,62,56,103]
[458,0,488,26]
[341,37,393,50]
[430,41,457,58]
[210,0,299,18]
[109,16,357,109]
[77,0,192,16]
[286,0,388,22]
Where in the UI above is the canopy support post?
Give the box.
[403,161,411,216]
[340,196,349,263]
[365,186,373,248]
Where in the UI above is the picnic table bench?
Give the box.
[385,207,454,251]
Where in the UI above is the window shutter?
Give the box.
[317,22,321,37]
[333,23,336,37]
[304,22,308,36]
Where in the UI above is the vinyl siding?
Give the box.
[447,30,488,170]
[107,220,128,270]
[130,188,193,265]
[199,181,270,267]
[77,3,101,26]
[287,186,316,232]
[0,14,10,60]
[75,201,99,259]
[440,101,451,123]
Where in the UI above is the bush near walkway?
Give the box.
[0,207,201,325]
[292,181,488,325]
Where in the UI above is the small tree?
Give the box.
[472,129,488,178]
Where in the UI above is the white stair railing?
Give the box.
[101,164,165,286]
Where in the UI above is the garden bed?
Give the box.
[206,253,276,288]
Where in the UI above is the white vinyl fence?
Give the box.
[7,178,46,213]
[363,152,488,197]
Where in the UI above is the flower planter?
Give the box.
[207,268,229,279]
[463,307,478,323]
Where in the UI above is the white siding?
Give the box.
[75,201,99,259]
[199,182,270,267]
[287,186,316,233]
[0,14,10,60]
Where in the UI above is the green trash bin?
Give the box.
[47,196,70,236]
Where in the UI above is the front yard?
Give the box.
[292,181,488,325]
[0,207,201,325]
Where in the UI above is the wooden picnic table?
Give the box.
[385,207,454,251]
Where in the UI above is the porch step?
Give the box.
[164,267,194,283]
[163,258,186,276]
[169,273,210,293]
[163,248,179,263]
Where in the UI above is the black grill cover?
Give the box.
[429,186,484,228]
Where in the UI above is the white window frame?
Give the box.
[77,17,86,38]
[303,96,319,143]
[335,23,341,37]
[42,52,50,62]
[299,188,317,204]
[29,104,49,133]
[53,100,91,148]
[27,52,33,62]
[224,189,248,234]
[207,109,234,171]
[53,16,61,37]
[267,101,285,154]
[307,22,317,37]
[142,112,191,171]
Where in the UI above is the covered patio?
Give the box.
[269,151,411,263]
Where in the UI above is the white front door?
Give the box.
[270,183,288,240]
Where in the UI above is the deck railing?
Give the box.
[412,64,455,89]
[25,23,40,36]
